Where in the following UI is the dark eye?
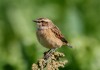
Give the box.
[41,21,44,23]
[42,22,48,26]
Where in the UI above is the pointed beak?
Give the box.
[33,20,38,23]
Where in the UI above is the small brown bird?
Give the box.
[33,18,72,59]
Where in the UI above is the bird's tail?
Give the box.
[66,43,72,48]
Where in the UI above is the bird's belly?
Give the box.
[37,29,63,49]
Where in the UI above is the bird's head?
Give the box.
[33,18,54,29]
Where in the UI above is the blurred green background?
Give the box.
[0,0,100,70]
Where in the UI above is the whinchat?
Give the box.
[33,18,72,59]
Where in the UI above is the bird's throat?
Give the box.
[37,26,52,30]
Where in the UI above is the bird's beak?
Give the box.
[33,20,38,23]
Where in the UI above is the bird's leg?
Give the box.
[44,48,57,60]
[44,49,51,56]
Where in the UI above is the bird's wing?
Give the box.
[51,25,68,45]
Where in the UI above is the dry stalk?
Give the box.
[32,51,68,70]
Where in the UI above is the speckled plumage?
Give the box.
[33,18,71,49]
[36,28,63,49]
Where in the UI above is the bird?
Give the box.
[33,18,72,59]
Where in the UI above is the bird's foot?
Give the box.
[44,48,57,60]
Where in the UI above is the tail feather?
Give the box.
[63,43,72,48]
[66,43,72,48]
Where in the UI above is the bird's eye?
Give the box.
[42,22,48,26]
[41,21,44,23]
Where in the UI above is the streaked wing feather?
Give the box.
[51,25,68,44]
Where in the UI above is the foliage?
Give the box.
[32,52,68,70]
[0,0,100,70]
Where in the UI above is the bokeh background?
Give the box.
[0,0,100,70]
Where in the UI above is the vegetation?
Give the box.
[0,0,100,70]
